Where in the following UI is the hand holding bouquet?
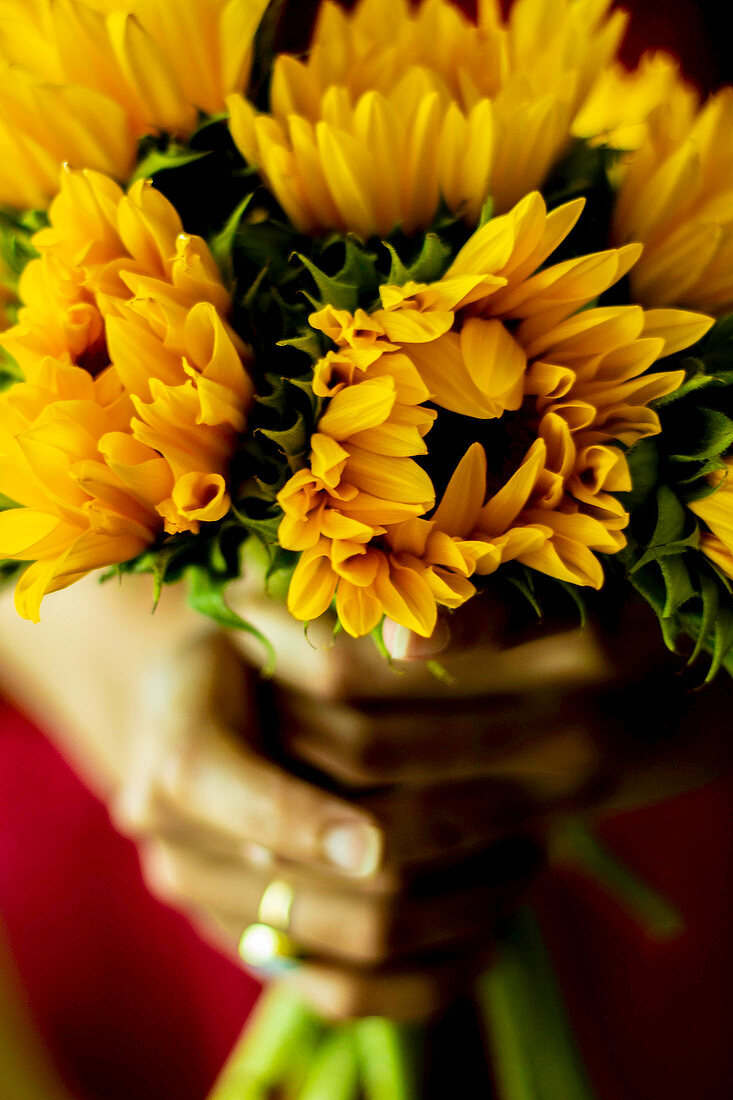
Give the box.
[1,0,733,1096]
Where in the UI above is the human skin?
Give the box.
[1,568,729,1020]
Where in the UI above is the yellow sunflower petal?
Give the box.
[431,442,487,538]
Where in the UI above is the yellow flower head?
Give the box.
[0,0,269,207]
[613,86,733,314]
[0,167,254,620]
[689,460,733,579]
[228,0,631,237]
[278,191,713,638]
[572,51,691,152]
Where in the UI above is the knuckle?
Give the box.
[157,741,196,807]
[139,844,180,902]
[111,782,162,837]
[350,899,395,965]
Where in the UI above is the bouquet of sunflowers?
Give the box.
[2,0,733,1096]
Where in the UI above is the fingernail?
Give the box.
[321,820,383,877]
[383,617,450,661]
[242,842,275,869]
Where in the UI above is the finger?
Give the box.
[154,716,386,878]
[113,631,251,834]
[277,686,605,786]
[224,584,612,702]
[382,586,582,661]
[141,837,540,966]
[113,629,387,879]
[359,730,600,872]
[272,944,493,1022]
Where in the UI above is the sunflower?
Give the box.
[572,51,689,152]
[0,167,254,620]
[689,460,733,579]
[0,0,268,208]
[278,191,713,638]
[612,86,733,314]
[228,0,634,238]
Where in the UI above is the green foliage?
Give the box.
[186,564,275,673]
[0,352,21,393]
[131,140,210,184]
[486,563,594,634]
[619,315,733,677]
[384,232,452,286]
[0,206,46,343]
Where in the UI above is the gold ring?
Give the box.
[257,880,294,931]
[238,880,298,971]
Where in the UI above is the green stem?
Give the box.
[207,983,323,1099]
[354,1017,422,1100]
[297,1027,360,1100]
[550,818,684,941]
[477,907,595,1100]
[478,962,538,1100]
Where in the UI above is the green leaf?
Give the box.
[654,371,719,407]
[505,569,542,619]
[277,330,323,358]
[231,508,282,544]
[478,195,494,228]
[334,237,379,288]
[658,554,696,617]
[294,252,360,311]
[623,438,659,509]
[407,232,452,283]
[370,620,392,662]
[384,242,411,286]
[186,565,275,673]
[706,607,733,682]
[384,232,452,286]
[651,484,687,544]
[543,138,621,209]
[257,414,308,468]
[131,143,209,183]
[210,193,254,282]
[0,363,21,393]
[629,486,699,572]
[556,580,588,626]
[631,534,700,576]
[675,456,726,487]
[628,566,680,651]
[425,659,456,684]
[669,408,733,461]
[688,569,720,665]
[235,218,302,285]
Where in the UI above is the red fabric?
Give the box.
[534,781,733,1099]
[0,700,260,1100]
[2,699,733,1099]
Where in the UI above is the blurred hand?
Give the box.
[116,580,654,1020]
[2,570,728,1021]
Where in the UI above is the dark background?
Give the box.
[277,0,732,93]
